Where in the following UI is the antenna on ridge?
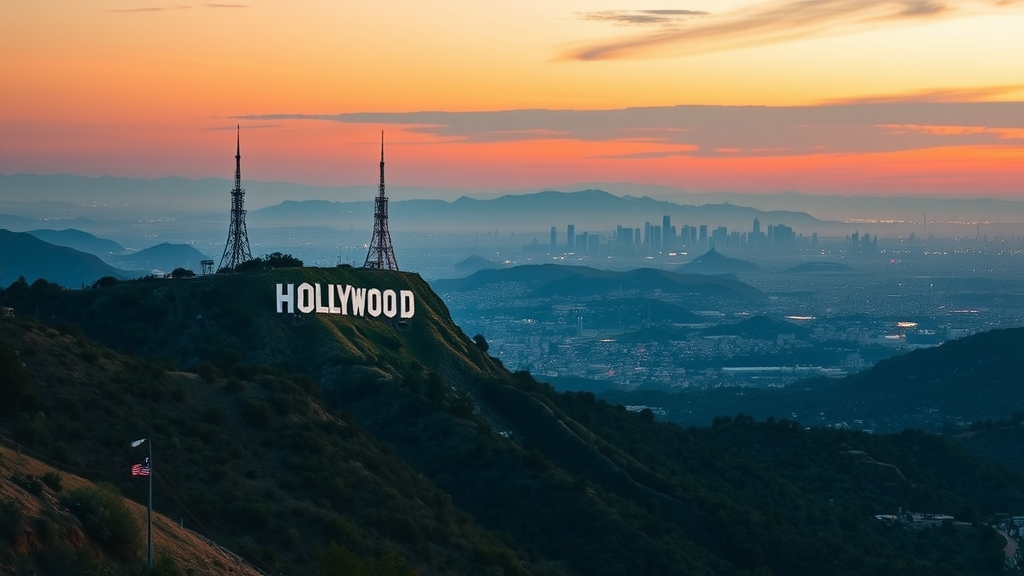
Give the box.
[363,130,399,271]
[218,124,253,271]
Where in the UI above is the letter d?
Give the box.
[400,290,415,319]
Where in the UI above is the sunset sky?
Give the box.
[1,0,1022,200]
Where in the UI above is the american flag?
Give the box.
[131,457,150,477]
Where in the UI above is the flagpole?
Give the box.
[132,437,152,574]
[147,439,152,574]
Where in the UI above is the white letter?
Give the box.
[297,283,315,314]
[350,287,367,316]
[276,283,294,314]
[336,285,352,315]
[367,288,382,317]
[400,290,415,319]
[327,284,341,314]
[315,284,329,313]
[382,289,397,318]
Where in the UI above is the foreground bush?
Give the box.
[61,483,142,560]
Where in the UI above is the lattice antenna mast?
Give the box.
[363,131,399,270]
[218,124,253,271]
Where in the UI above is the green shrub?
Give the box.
[0,343,35,414]
[201,405,226,426]
[79,348,100,364]
[0,498,24,539]
[153,553,185,576]
[195,360,220,382]
[60,483,142,560]
[41,470,63,492]
[240,399,272,428]
[11,473,45,496]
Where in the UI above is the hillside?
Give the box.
[453,255,500,273]
[111,242,212,275]
[0,229,128,288]
[702,316,811,340]
[818,327,1024,428]
[0,267,502,386]
[2,270,1023,575]
[602,327,1024,433]
[0,316,543,576]
[26,228,127,259]
[0,443,265,576]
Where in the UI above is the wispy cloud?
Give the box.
[203,123,282,131]
[594,146,701,159]
[236,101,1024,158]
[879,124,1024,139]
[563,0,1015,60]
[204,3,247,7]
[819,85,1024,105]
[575,9,709,26]
[107,4,190,12]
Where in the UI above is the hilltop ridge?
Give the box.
[2,270,1023,575]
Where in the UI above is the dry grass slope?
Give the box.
[0,443,266,576]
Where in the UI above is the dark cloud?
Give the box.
[235,101,1024,158]
[576,9,709,26]
[563,0,1010,60]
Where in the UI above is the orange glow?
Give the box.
[2,2,1023,197]
[4,114,1020,199]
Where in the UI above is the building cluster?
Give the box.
[541,216,818,257]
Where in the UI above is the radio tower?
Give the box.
[218,125,253,271]
[363,131,399,270]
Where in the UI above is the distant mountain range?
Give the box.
[0,228,212,286]
[432,263,766,301]
[26,228,127,257]
[252,189,835,234]
[111,242,211,274]
[0,229,127,287]
[4,174,1024,225]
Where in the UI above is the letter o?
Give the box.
[296,283,315,314]
[382,289,397,318]
[367,288,382,317]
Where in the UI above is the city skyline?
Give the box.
[1,0,1023,199]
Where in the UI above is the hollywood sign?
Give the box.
[276,283,415,318]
